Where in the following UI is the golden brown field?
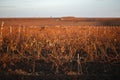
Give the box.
[0,18,120,80]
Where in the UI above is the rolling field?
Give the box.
[0,18,120,80]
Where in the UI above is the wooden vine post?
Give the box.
[0,21,4,37]
[77,54,83,75]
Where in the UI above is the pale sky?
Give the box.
[0,0,120,17]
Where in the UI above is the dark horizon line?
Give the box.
[0,16,120,19]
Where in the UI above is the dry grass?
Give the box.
[0,22,120,74]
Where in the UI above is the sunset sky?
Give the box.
[0,0,120,17]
